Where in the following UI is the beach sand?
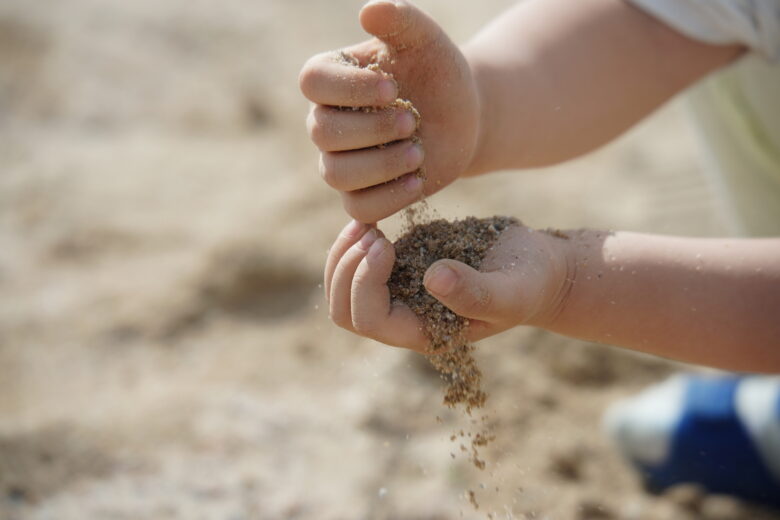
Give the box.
[0,0,774,518]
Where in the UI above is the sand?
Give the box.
[2,0,777,519]
[367,45,515,484]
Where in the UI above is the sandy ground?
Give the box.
[1,1,777,519]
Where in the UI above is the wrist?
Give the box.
[523,229,578,329]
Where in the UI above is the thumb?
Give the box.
[359,0,443,50]
[423,260,517,322]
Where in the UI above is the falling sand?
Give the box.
[388,214,517,479]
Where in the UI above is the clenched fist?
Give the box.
[299,0,481,223]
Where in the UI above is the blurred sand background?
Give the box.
[0,1,776,519]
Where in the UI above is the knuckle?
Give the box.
[319,152,343,189]
[318,154,331,182]
[298,61,320,99]
[307,108,332,149]
[341,193,368,222]
[305,108,319,140]
[330,308,353,330]
[298,53,329,99]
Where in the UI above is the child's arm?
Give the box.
[300,0,743,222]
[463,0,744,174]
[536,231,780,372]
[326,221,780,372]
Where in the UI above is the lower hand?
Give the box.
[324,220,572,352]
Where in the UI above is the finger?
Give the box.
[330,228,382,331]
[320,139,424,191]
[299,52,398,107]
[423,259,518,322]
[360,0,443,50]
[324,220,370,301]
[307,104,417,152]
[352,238,430,351]
[341,172,424,223]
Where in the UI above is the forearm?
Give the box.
[461,0,743,175]
[540,231,780,372]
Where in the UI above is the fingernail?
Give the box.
[395,111,416,136]
[425,264,458,296]
[367,238,387,260]
[378,79,397,104]
[342,219,364,238]
[403,174,423,193]
[405,143,424,169]
[359,228,379,250]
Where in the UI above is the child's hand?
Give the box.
[324,220,571,352]
[299,0,480,223]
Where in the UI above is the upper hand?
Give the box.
[299,0,481,223]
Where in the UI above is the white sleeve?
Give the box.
[627,0,780,61]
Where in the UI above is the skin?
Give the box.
[324,220,569,351]
[549,231,780,372]
[301,0,480,223]
[303,0,780,371]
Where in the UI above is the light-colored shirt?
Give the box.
[629,0,780,237]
